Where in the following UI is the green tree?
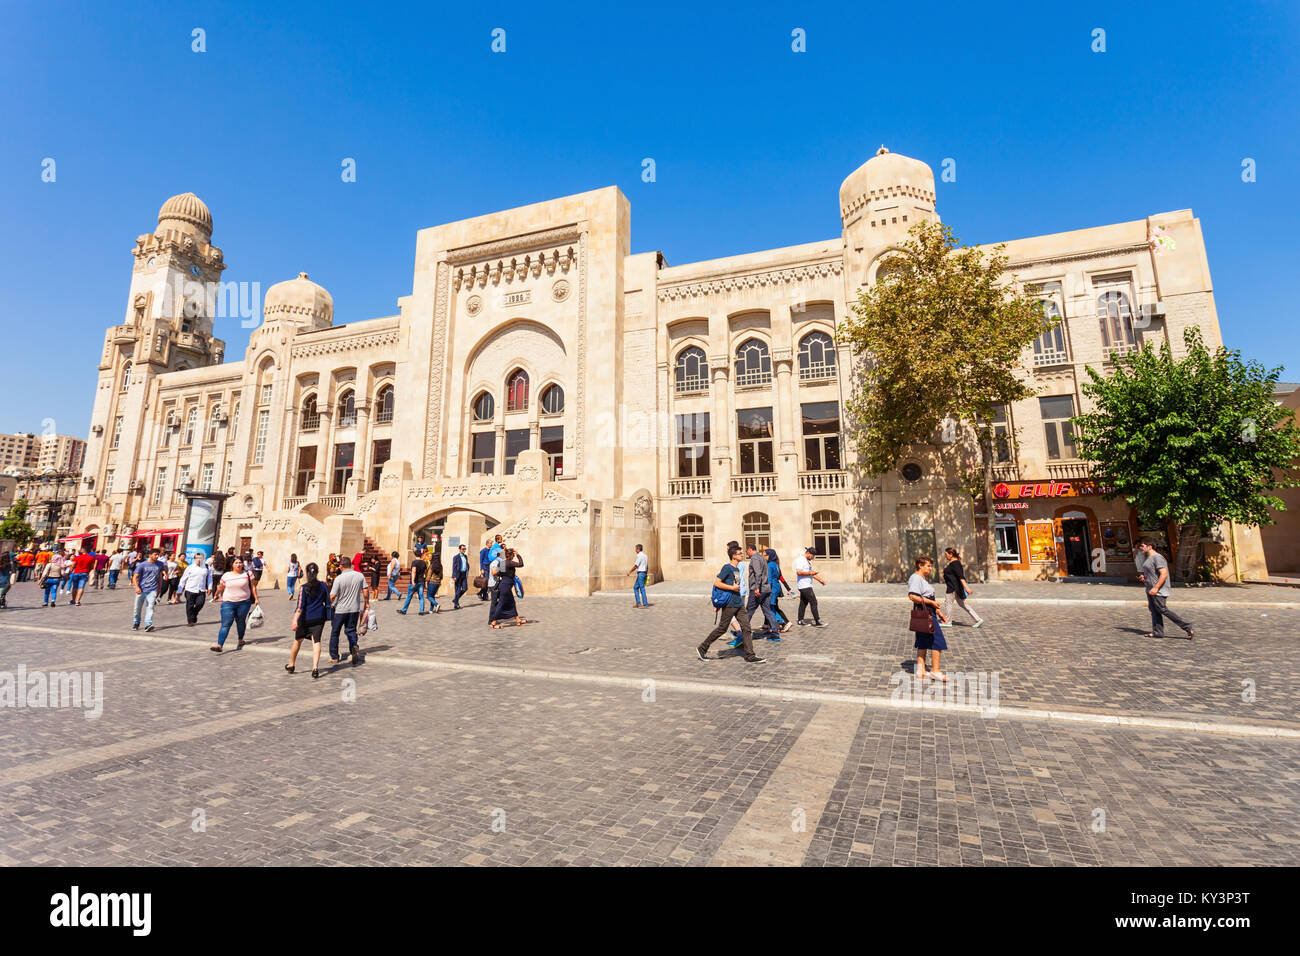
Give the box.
[837,220,1049,577]
[0,499,36,546]
[1073,327,1300,581]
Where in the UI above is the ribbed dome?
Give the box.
[158,192,213,236]
[839,146,936,227]
[263,272,333,328]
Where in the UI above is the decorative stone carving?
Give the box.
[465,295,482,316]
[424,262,449,477]
[290,329,399,359]
[575,231,587,475]
[634,494,653,521]
[657,259,843,302]
[551,279,570,302]
[516,465,540,481]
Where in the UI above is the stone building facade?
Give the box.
[73,149,1263,591]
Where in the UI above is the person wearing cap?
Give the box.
[794,545,827,627]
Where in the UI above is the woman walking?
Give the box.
[908,556,950,682]
[0,551,13,609]
[325,553,342,588]
[286,553,301,601]
[210,557,260,653]
[941,547,983,627]
[365,553,381,601]
[488,548,528,628]
[286,562,331,679]
[39,550,64,607]
[427,547,443,613]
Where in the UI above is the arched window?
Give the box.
[337,390,356,428]
[472,391,495,422]
[1097,289,1136,351]
[506,369,529,412]
[376,385,394,424]
[812,510,842,559]
[301,395,320,431]
[540,384,564,416]
[120,362,132,392]
[742,511,771,551]
[678,514,704,561]
[797,332,837,381]
[674,346,708,394]
[734,339,772,387]
[1032,299,1067,364]
[183,406,198,445]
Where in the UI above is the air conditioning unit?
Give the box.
[165,411,179,428]
[129,479,144,492]
[1136,301,1166,321]
[214,409,228,423]
[91,424,104,436]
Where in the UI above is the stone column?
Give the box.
[494,424,506,476]
[709,353,733,503]
[773,347,799,500]
[317,406,335,496]
[354,401,372,492]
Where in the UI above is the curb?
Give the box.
[593,593,1300,610]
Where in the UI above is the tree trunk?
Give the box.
[1173,521,1201,583]
[982,455,997,583]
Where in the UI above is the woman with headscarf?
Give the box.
[488,547,528,628]
[765,548,793,636]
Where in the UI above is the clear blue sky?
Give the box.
[2,0,1296,437]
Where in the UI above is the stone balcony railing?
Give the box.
[798,470,847,493]
[319,495,347,510]
[668,477,712,497]
[1046,460,1095,480]
[732,474,777,495]
[282,496,306,510]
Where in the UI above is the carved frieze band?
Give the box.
[424,262,450,477]
[291,329,399,359]
[575,230,588,476]
[446,226,583,266]
[657,259,843,302]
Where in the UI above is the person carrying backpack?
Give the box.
[697,545,765,664]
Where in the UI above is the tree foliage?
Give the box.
[1073,327,1300,570]
[837,220,1049,475]
[0,499,36,545]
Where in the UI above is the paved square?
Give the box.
[2,578,1297,865]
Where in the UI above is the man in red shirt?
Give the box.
[93,550,111,589]
[70,548,96,606]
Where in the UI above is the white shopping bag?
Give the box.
[248,604,265,628]
[366,607,379,632]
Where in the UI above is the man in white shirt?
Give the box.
[626,544,649,608]
[179,553,211,626]
[107,550,127,589]
[794,545,827,627]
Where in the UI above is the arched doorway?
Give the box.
[407,506,506,566]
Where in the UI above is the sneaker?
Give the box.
[796,620,809,626]
[728,636,743,648]
[696,646,709,662]
[145,624,154,632]
[745,655,768,664]
[766,635,782,642]
[812,622,828,628]
[132,623,139,630]
[972,620,984,629]
[351,647,361,666]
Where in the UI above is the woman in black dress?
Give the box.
[488,548,527,628]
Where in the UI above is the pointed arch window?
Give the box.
[1097,289,1136,353]
[376,385,395,424]
[337,390,356,428]
[120,362,132,392]
[183,406,199,446]
[506,369,530,412]
[797,332,837,381]
[674,346,709,394]
[734,339,772,387]
[301,395,320,431]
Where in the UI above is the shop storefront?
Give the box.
[990,479,1165,580]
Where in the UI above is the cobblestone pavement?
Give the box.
[2,580,1298,865]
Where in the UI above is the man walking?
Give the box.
[743,543,778,639]
[131,548,165,631]
[92,549,110,589]
[794,545,827,627]
[697,546,765,664]
[1136,539,1195,640]
[627,543,649,608]
[477,540,492,602]
[179,553,210,626]
[107,548,126,589]
[328,561,369,666]
[398,552,428,614]
[451,543,469,609]
[385,551,402,600]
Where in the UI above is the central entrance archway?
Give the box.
[407,505,505,566]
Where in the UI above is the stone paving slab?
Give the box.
[2,580,1296,729]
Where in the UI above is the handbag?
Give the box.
[472,573,487,590]
[908,600,934,634]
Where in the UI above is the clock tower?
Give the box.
[81,193,228,528]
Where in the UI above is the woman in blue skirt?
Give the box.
[908,555,950,682]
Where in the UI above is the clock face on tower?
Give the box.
[189,264,202,278]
